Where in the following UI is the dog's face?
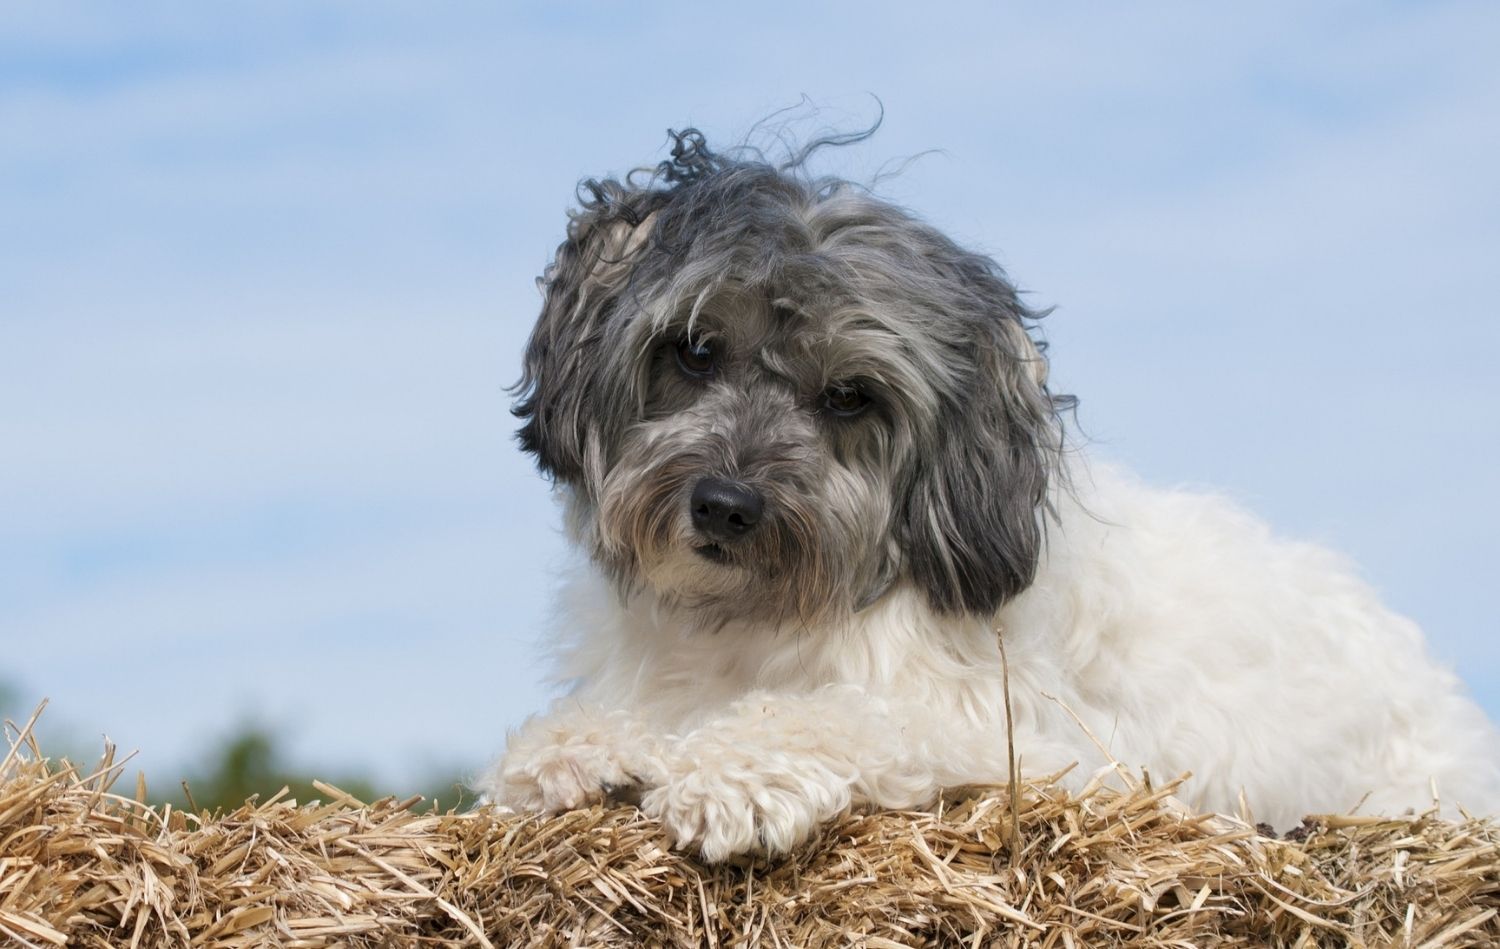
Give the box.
[515,133,1064,627]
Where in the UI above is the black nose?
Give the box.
[690,478,764,541]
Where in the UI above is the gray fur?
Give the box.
[514,130,1070,623]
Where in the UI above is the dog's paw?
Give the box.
[501,741,638,812]
[489,715,662,813]
[640,762,845,862]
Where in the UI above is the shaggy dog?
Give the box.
[477,130,1499,861]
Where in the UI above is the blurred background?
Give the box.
[2,2,1497,809]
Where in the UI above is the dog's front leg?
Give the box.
[483,701,667,812]
[640,687,928,862]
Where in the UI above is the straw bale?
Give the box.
[2,708,1497,947]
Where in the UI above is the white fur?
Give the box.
[481,463,1499,861]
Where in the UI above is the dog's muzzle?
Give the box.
[690,478,764,557]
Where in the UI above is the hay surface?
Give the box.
[2,711,1497,947]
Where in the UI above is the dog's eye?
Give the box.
[675,337,716,378]
[823,382,870,417]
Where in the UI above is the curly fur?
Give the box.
[479,130,1500,861]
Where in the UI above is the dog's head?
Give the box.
[514,131,1067,627]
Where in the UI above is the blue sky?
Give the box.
[2,2,1497,790]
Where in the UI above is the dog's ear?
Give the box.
[513,195,658,482]
[898,266,1059,616]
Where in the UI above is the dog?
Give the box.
[476,129,1499,861]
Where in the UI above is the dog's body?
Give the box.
[478,131,1498,860]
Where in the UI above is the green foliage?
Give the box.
[159,727,364,812]
[162,725,471,815]
[160,726,471,815]
[2,685,470,814]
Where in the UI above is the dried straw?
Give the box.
[2,706,1497,947]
